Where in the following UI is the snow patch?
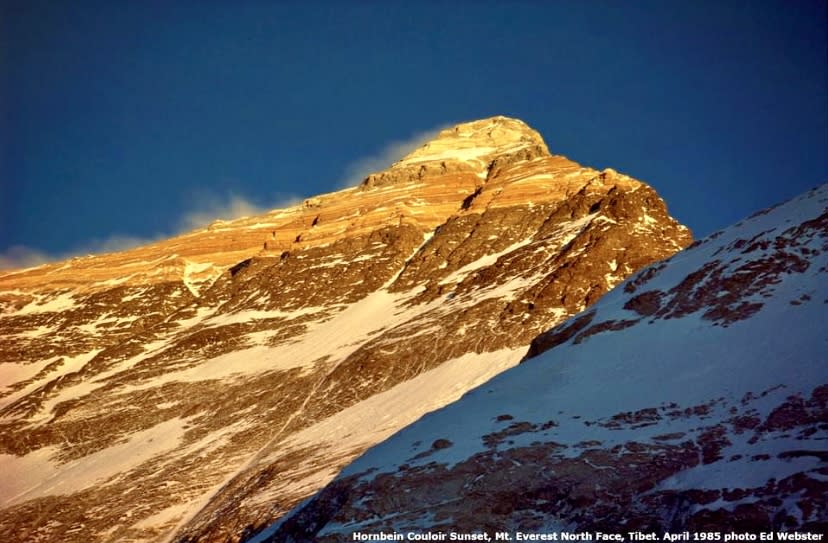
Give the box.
[15,291,77,315]
[0,417,188,506]
[439,238,533,286]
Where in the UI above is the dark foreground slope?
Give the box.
[267,184,828,540]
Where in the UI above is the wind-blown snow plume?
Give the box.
[337,123,453,188]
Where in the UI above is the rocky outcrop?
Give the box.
[0,116,691,543]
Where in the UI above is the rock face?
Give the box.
[0,116,691,543]
[270,184,828,541]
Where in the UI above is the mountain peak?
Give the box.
[395,115,549,170]
[0,116,695,543]
[360,116,551,189]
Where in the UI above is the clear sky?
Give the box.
[2,0,826,269]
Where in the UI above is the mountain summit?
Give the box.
[361,116,549,190]
[397,116,549,168]
[0,117,691,542]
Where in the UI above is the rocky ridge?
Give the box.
[269,184,828,540]
[0,116,691,542]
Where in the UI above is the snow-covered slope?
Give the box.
[269,184,828,540]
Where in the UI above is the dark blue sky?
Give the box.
[2,0,826,267]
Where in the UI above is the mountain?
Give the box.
[267,184,828,541]
[0,116,691,543]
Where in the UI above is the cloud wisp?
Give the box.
[178,194,270,232]
[0,233,171,271]
[1,122,453,271]
[0,235,161,271]
[0,246,53,271]
[0,193,302,271]
[336,123,451,188]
